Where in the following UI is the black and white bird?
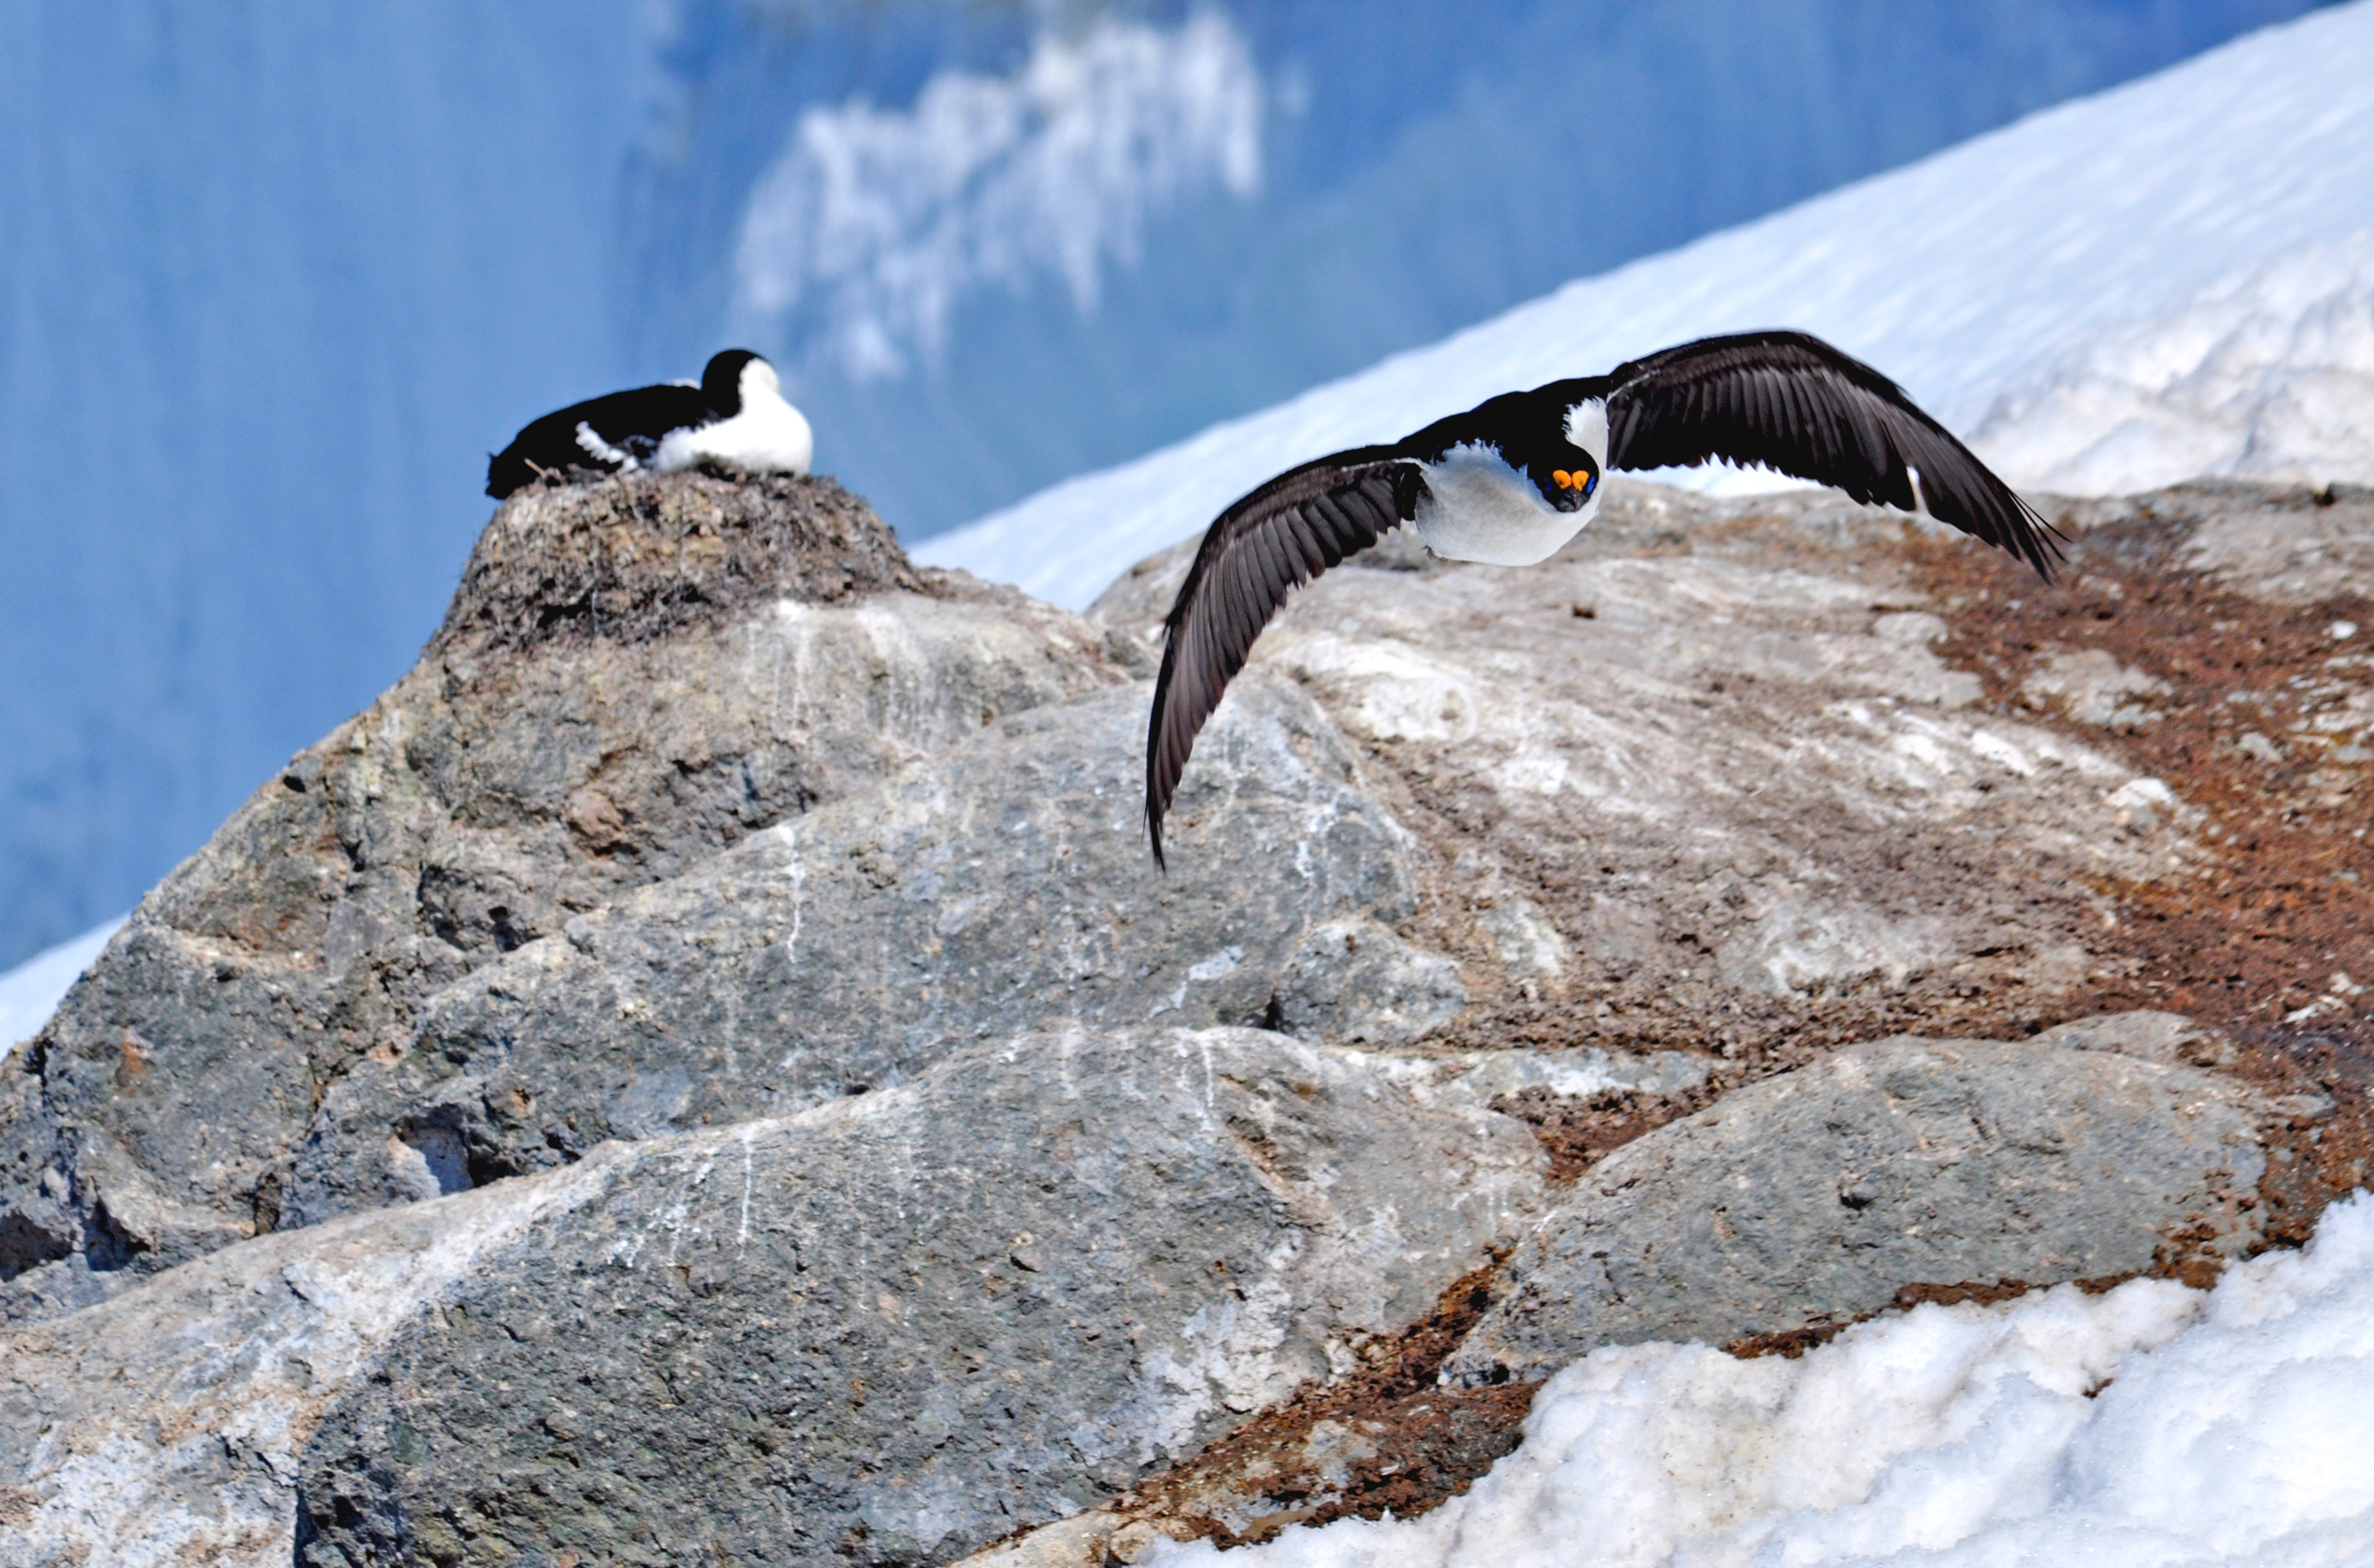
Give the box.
[486,349,813,499]
[1145,329,2061,863]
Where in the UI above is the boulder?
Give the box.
[0,1024,1552,1568]
[291,1027,1545,1568]
[2156,478,2374,604]
[278,672,1449,1224]
[0,1137,607,1568]
[1443,1031,2279,1387]
[1,474,1130,1317]
[1096,483,2204,1065]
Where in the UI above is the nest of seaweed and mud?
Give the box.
[429,468,927,657]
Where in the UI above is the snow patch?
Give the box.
[0,915,126,1057]
[1150,1191,2374,1568]
[1973,230,2374,496]
[920,3,2374,608]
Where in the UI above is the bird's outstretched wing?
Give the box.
[1147,451,1423,864]
[1601,330,2061,577]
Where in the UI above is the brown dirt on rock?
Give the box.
[1394,798,2123,1079]
[1487,1081,1717,1183]
[1723,1274,2134,1362]
[1098,483,2374,1550]
[1106,1260,1537,1548]
[1292,488,2133,1083]
[1909,491,2374,1242]
[430,469,927,655]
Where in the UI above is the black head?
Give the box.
[1494,381,1604,513]
[1536,452,1600,513]
[1403,379,1608,511]
[701,349,765,416]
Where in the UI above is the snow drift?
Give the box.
[1148,1192,2374,1568]
[0,918,121,1058]
[918,2,2374,609]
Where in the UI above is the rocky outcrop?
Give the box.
[278,673,1447,1227]
[1442,1033,2283,1388]
[293,1028,1544,1568]
[1,474,1133,1316]
[1095,487,2198,1067]
[3,1025,1548,1568]
[3,469,2367,1566]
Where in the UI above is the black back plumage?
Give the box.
[484,349,765,500]
[1143,329,2060,860]
[484,384,708,499]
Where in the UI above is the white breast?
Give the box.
[656,361,814,477]
[1413,443,1601,566]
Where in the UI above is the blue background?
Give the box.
[0,0,2330,966]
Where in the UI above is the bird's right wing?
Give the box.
[1601,330,2061,577]
[1147,451,1423,863]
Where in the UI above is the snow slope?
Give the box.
[1151,1191,2374,1568]
[686,0,2330,540]
[0,917,123,1058]
[1973,231,2374,495]
[918,2,2374,609]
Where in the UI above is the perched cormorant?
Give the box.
[486,349,812,499]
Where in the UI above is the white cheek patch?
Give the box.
[1565,397,1609,467]
[742,360,784,402]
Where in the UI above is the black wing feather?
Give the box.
[1145,452,1422,864]
[487,383,715,499]
[1603,330,2061,577]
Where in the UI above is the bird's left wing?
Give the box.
[1147,451,1423,864]
[1601,330,2061,577]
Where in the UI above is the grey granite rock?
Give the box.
[1,473,1127,1318]
[1443,1030,2277,1386]
[276,671,1447,1225]
[0,1141,611,1568]
[2161,479,2374,604]
[1088,481,2211,1070]
[1,1024,1546,1568]
[2,468,2355,1567]
[2020,647,2170,731]
[284,1026,1541,1568]
[2031,1008,2225,1067]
